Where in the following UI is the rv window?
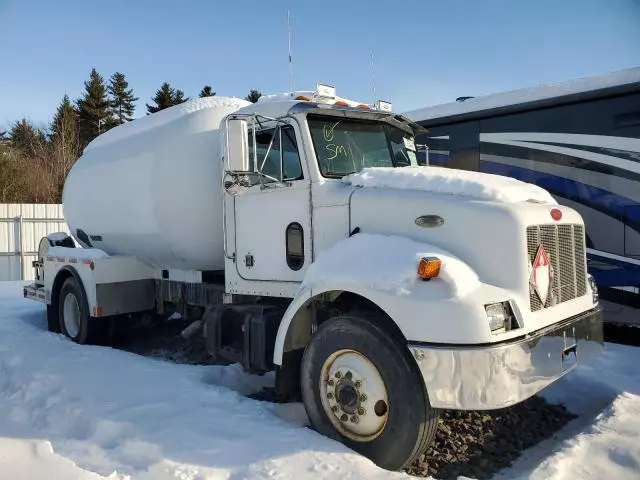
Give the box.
[614,111,640,129]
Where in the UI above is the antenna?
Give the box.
[288,10,294,93]
[370,47,377,105]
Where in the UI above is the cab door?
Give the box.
[232,123,311,282]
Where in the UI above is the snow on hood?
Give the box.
[343,166,557,204]
[85,96,251,151]
[302,233,479,298]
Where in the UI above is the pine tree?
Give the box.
[108,72,138,124]
[9,118,47,158]
[146,82,189,114]
[49,94,80,197]
[199,85,216,97]
[77,68,113,145]
[49,94,77,142]
[245,89,262,103]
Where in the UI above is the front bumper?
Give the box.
[409,307,603,410]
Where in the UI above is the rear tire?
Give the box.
[58,276,109,345]
[46,304,61,333]
[301,313,439,471]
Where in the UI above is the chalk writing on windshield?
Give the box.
[322,121,348,161]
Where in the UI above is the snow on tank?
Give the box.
[63,96,251,271]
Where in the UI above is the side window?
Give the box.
[281,126,303,180]
[255,129,280,181]
[248,125,303,183]
[387,127,417,167]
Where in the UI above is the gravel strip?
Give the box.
[114,317,217,365]
[407,397,576,479]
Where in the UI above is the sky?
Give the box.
[1,0,639,130]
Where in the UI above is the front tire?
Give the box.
[301,313,439,470]
[58,276,108,345]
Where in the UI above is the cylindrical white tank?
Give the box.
[63,96,251,270]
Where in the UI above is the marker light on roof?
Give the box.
[375,100,393,112]
[316,83,336,99]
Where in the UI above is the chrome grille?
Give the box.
[526,224,587,311]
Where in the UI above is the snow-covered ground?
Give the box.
[0,281,638,479]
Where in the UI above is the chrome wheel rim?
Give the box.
[319,349,389,442]
[62,293,81,338]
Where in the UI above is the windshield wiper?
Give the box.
[323,171,353,179]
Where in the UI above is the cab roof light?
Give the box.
[295,95,311,101]
[375,100,393,112]
[316,83,336,99]
[356,104,371,109]
[333,100,350,107]
[417,257,441,280]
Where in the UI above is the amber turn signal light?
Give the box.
[417,257,442,280]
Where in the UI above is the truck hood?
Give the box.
[343,166,557,205]
[347,185,583,295]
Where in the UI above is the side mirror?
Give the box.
[226,118,250,172]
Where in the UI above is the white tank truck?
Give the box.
[24,84,603,470]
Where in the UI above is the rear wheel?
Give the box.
[58,276,108,345]
[46,304,61,333]
[301,313,439,471]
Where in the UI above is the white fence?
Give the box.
[0,204,69,281]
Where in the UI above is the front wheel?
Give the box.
[301,313,439,471]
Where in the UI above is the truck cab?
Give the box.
[25,84,603,471]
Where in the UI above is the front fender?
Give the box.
[273,233,507,365]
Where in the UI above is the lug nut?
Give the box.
[328,379,335,386]
[340,414,348,422]
[354,380,362,388]
[327,392,334,400]
[357,407,366,416]
[360,394,367,402]
[345,371,352,379]
[351,415,359,424]
[335,371,342,379]
[331,405,339,412]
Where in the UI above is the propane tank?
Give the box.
[62,97,250,270]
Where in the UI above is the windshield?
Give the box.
[308,115,418,178]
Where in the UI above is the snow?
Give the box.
[344,166,557,204]
[257,91,364,107]
[301,233,480,298]
[48,246,109,261]
[0,282,402,480]
[1,281,639,479]
[258,91,315,103]
[47,232,72,242]
[404,66,640,122]
[85,97,251,151]
[498,343,640,480]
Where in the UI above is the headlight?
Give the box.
[485,302,509,332]
[588,274,598,304]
